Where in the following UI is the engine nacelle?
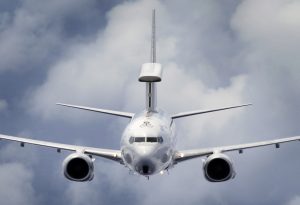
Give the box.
[203,153,235,182]
[63,153,94,182]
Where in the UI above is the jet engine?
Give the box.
[203,153,235,182]
[63,153,94,182]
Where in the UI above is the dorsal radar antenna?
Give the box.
[151,9,156,63]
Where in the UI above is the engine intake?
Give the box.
[63,153,94,182]
[203,153,235,182]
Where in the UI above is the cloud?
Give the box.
[0,2,61,72]
[0,142,39,165]
[0,0,113,73]
[0,163,36,205]
[65,182,103,205]
[230,0,300,136]
[28,0,164,121]
[0,140,39,205]
[0,162,37,205]
[0,0,300,205]
[231,0,300,78]
[286,196,300,205]
[28,0,247,126]
[25,1,300,204]
[0,100,7,112]
[231,0,300,52]
[26,0,254,203]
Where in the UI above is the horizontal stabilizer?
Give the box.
[171,104,252,119]
[56,103,134,118]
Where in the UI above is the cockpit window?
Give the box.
[147,137,158,142]
[134,137,146,142]
[129,136,163,144]
[158,136,163,143]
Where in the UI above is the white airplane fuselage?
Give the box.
[121,109,176,175]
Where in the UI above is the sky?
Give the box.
[0,0,300,204]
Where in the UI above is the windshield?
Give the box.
[129,136,163,144]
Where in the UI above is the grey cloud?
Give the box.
[0,142,39,205]
[0,99,7,112]
[287,196,300,205]
[0,0,118,73]
[1,0,300,205]
[28,0,164,121]
[25,0,300,204]
[0,163,37,205]
[65,182,104,205]
[0,2,62,72]
[0,143,38,166]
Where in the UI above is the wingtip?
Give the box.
[243,103,253,107]
[56,103,67,107]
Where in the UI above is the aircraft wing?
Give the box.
[174,135,300,163]
[0,134,122,163]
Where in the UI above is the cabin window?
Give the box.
[129,137,134,144]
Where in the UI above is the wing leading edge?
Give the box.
[0,134,122,163]
[174,135,300,163]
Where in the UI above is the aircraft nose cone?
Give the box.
[135,159,155,175]
[135,145,156,157]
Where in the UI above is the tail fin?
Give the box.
[138,9,163,112]
[151,9,156,63]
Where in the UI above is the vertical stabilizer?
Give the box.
[151,9,156,63]
[138,9,163,112]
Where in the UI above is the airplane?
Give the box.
[1,10,300,182]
